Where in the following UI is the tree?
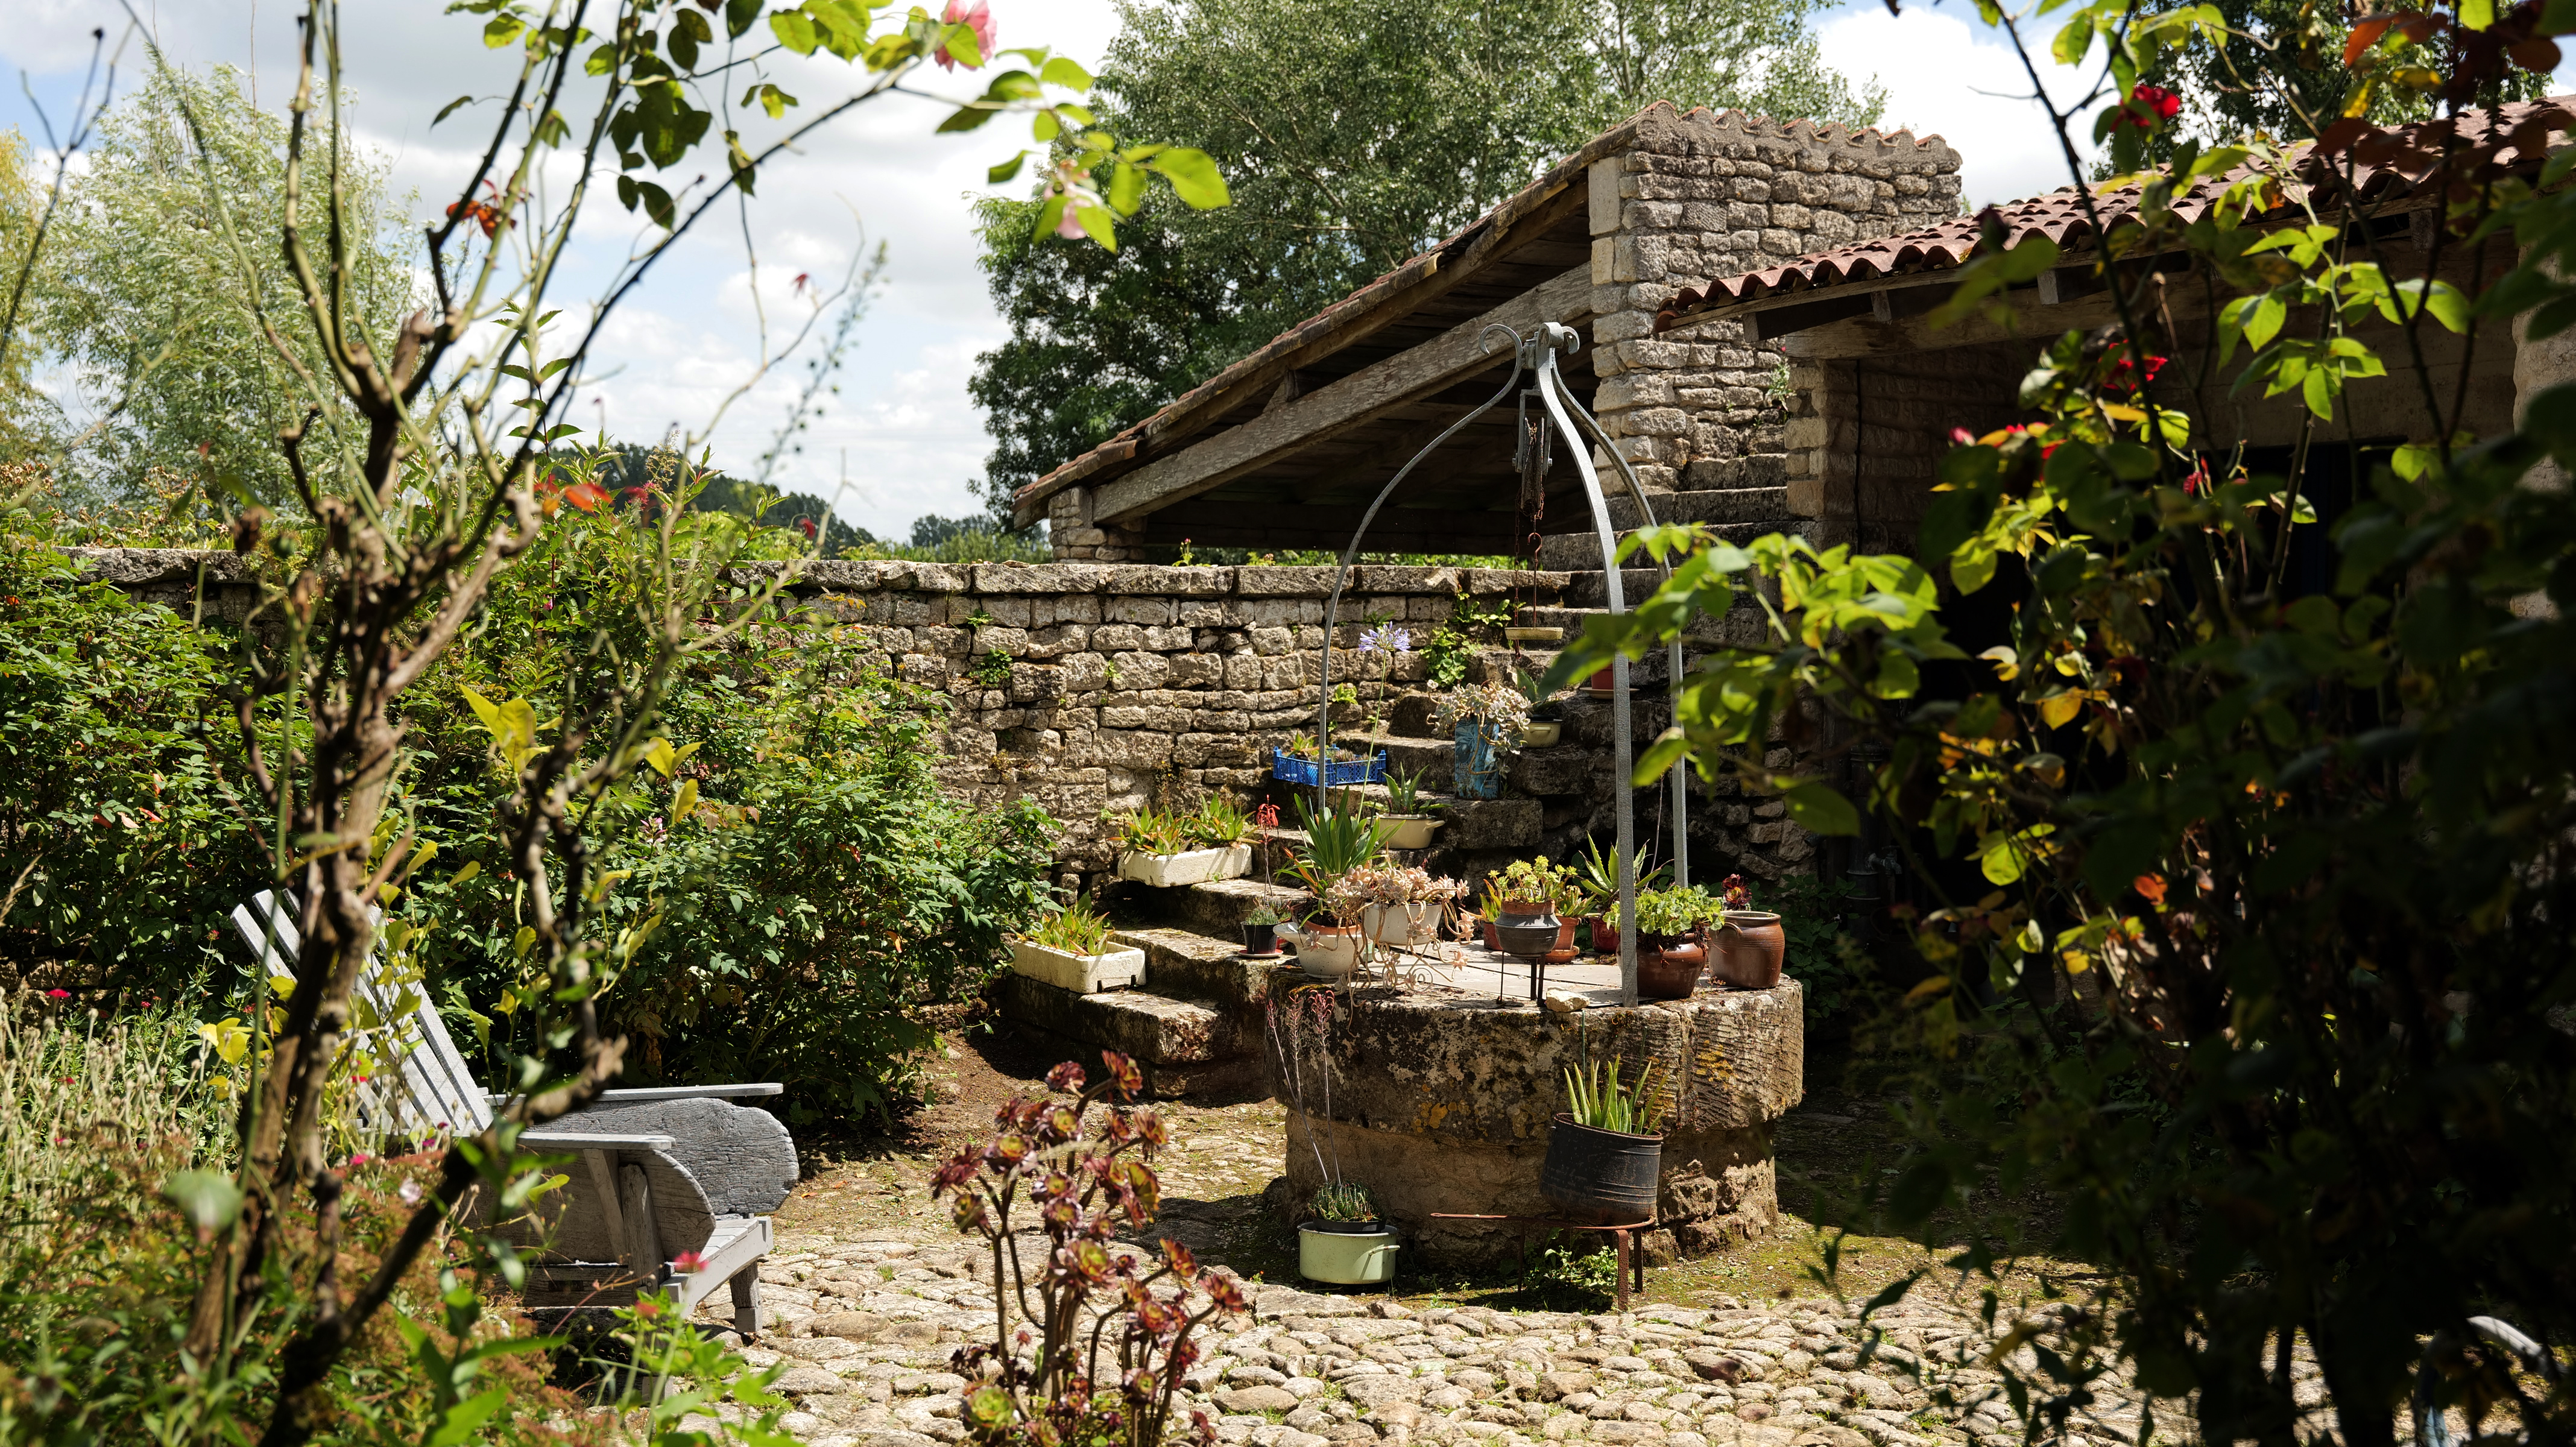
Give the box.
[967,0,1886,525]
[1552,0,2576,1435]
[2169,0,2554,140]
[28,66,414,508]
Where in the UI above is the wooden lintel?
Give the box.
[1142,502,1517,554]
[1090,265,1596,527]
[1782,271,2219,359]
[1748,292,1884,344]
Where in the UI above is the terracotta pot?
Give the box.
[1636,938,1706,999]
[1583,666,1616,698]
[1711,911,1785,989]
[1589,916,1620,955]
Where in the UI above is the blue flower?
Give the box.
[1357,623,1412,656]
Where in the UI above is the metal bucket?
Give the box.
[1539,1112,1662,1225]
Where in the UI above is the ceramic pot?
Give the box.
[1539,1113,1662,1226]
[1711,910,1786,988]
[1590,917,1620,955]
[1478,917,1500,951]
[1583,666,1616,698]
[1374,815,1442,850]
[1636,936,1707,1000]
[1453,719,1504,799]
[1241,921,1280,956]
[1520,722,1562,748]
[1299,1222,1400,1285]
[1363,901,1442,947]
[1278,923,1366,979]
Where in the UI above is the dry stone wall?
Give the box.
[769,560,1564,886]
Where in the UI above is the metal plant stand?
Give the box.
[1313,323,1691,1006]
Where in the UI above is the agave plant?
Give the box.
[1189,794,1251,846]
[1574,836,1669,911]
[1028,898,1116,957]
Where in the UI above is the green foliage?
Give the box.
[1287,795,1382,893]
[1418,594,1515,690]
[1560,1053,1662,1135]
[1028,898,1116,957]
[0,509,262,989]
[1602,885,1721,939]
[1764,874,1872,1027]
[1306,1181,1378,1223]
[1572,837,1669,911]
[973,649,1015,687]
[1489,856,1578,910]
[19,66,414,506]
[1552,2,2576,1431]
[968,0,1881,517]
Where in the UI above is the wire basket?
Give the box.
[1271,748,1387,787]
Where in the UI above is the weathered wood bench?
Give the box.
[229,891,797,1335]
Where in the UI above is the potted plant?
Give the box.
[1278,796,1382,979]
[1435,681,1529,801]
[1270,991,1400,1285]
[1513,669,1566,748]
[1113,804,1253,887]
[1241,901,1285,956]
[1490,856,1580,954]
[1372,770,1444,850]
[1573,837,1671,954]
[1709,871,1785,988]
[1008,898,1146,994]
[1298,1181,1400,1285]
[1333,862,1462,948]
[1272,733,1387,787]
[1603,886,1722,998]
[1539,1042,1665,1226]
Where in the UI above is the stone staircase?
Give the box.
[993,471,1812,1089]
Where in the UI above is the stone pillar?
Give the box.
[1586,106,1963,500]
[1047,485,1148,561]
[1267,982,1804,1268]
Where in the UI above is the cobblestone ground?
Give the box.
[651,1032,2341,1447]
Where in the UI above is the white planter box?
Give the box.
[1115,844,1252,887]
[1009,939,1147,994]
[1373,816,1442,850]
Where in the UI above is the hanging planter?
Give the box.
[1504,625,1563,646]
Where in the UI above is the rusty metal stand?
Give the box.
[1425,1212,1654,1311]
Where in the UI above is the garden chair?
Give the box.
[228,891,797,1335]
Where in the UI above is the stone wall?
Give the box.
[1268,979,1805,1267]
[1586,108,1966,497]
[1785,341,2039,554]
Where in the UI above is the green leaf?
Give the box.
[483,14,525,48]
[939,20,984,68]
[987,150,1029,184]
[1147,147,1230,210]
[2461,0,2496,28]
[1977,830,2025,884]
[769,10,819,54]
[434,94,479,125]
[1106,161,1145,216]
[938,103,999,134]
[1076,200,1118,250]
[427,1388,510,1447]
[725,0,763,39]
[2052,12,2095,63]
[162,1170,244,1237]
[1781,780,1861,836]
[1040,55,1094,89]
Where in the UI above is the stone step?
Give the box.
[1678,453,1787,491]
[1510,597,1769,650]
[993,972,1237,1067]
[1108,925,1275,1007]
[1144,879,1310,943]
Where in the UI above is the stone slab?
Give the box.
[993,973,1233,1065]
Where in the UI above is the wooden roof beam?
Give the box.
[1075,265,1596,528]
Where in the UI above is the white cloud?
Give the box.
[1816,2,2103,209]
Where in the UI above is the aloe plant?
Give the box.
[1382,769,1440,816]
[1289,793,1383,894]
[1028,898,1116,956]
[1574,836,1669,911]
[1307,1181,1379,1223]
[1189,794,1251,846]
[1562,1055,1664,1135]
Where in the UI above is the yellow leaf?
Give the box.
[447,860,482,887]
[2039,692,2084,728]
[268,972,297,1000]
[2100,403,2147,422]
[1979,645,2021,681]
[1904,976,1953,1002]
[494,989,520,1017]
[199,1018,251,1065]
[512,925,537,959]
[643,737,677,778]
[672,778,700,822]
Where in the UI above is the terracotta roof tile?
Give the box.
[1654,95,2575,333]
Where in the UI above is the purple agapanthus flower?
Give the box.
[1357,622,1412,655]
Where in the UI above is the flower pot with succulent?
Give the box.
[1008,898,1146,994]
[1113,802,1253,887]
[1573,837,1670,955]
[1436,681,1530,801]
[1240,902,1284,956]
[1369,769,1445,850]
[1332,862,1463,947]
[1709,872,1786,988]
[1298,1181,1399,1285]
[1540,1047,1665,1226]
[1488,856,1579,954]
[1514,670,1567,747]
[1286,793,1383,897]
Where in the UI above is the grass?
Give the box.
[0,990,231,1250]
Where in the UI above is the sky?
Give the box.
[3,3,2568,541]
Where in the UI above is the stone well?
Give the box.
[1263,976,1802,1267]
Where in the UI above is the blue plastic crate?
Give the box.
[1271,748,1387,787]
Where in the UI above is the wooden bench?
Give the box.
[229,891,797,1335]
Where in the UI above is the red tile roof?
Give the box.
[1653,95,2575,333]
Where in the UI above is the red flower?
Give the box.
[43,989,69,1000]
[674,1250,710,1273]
[2120,84,2183,130]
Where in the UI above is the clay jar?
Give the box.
[1634,933,1706,1000]
[1711,910,1785,988]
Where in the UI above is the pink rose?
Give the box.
[1056,198,1088,239]
[936,0,994,70]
